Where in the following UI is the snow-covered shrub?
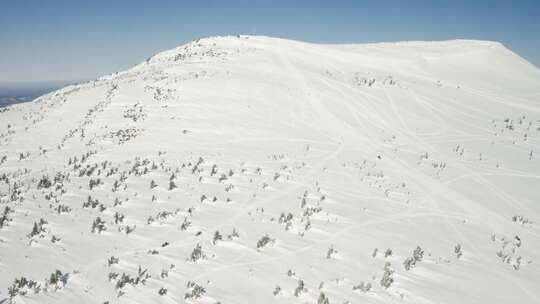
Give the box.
[113,266,150,291]
[7,277,40,298]
[55,204,71,214]
[0,206,13,228]
[326,245,337,259]
[413,246,424,261]
[91,217,106,233]
[185,281,206,300]
[83,195,100,208]
[353,281,372,293]
[404,246,424,270]
[212,230,222,245]
[318,292,330,304]
[256,234,273,249]
[189,244,206,262]
[278,212,294,230]
[28,218,48,238]
[37,175,52,189]
[108,256,119,267]
[294,279,306,297]
[89,178,103,190]
[114,212,125,224]
[181,218,191,231]
[227,228,239,240]
[454,244,462,259]
[380,262,394,288]
[403,257,415,271]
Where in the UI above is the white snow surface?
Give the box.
[0,35,539,303]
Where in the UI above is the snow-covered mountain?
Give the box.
[0,35,539,304]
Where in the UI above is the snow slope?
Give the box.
[0,35,539,304]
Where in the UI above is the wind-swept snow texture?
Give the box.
[0,35,539,304]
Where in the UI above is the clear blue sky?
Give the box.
[1,0,539,82]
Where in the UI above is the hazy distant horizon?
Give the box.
[0,79,86,107]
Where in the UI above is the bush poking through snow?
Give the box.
[326,245,337,259]
[91,217,107,233]
[454,244,462,259]
[380,262,394,289]
[413,246,424,261]
[294,279,306,297]
[83,195,100,208]
[28,218,48,238]
[180,217,192,231]
[185,281,206,300]
[48,270,68,287]
[278,212,294,230]
[0,206,14,228]
[257,234,274,249]
[353,281,372,293]
[403,257,415,271]
[318,292,330,304]
[212,230,222,245]
[7,270,69,299]
[404,246,424,270]
[512,215,530,225]
[218,174,227,182]
[37,175,52,189]
[227,228,240,240]
[112,266,150,291]
[108,256,119,267]
[89,178,103,190]
[114,212,125,224]
[8,277,40,299]
[190,243,206,262]
[168,180,177,191]
[55,204,71,214]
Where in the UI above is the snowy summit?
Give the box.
[0,35,539,303]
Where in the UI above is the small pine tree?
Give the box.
[318,292,330,304]
[413,246,424,262]
[190,244,205,262]
[257,234,273,249]
[91,217,106,233]
[294,280,306,297]
[212,230,222,245]
[454,244,462,259]
[380,262,394,288]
